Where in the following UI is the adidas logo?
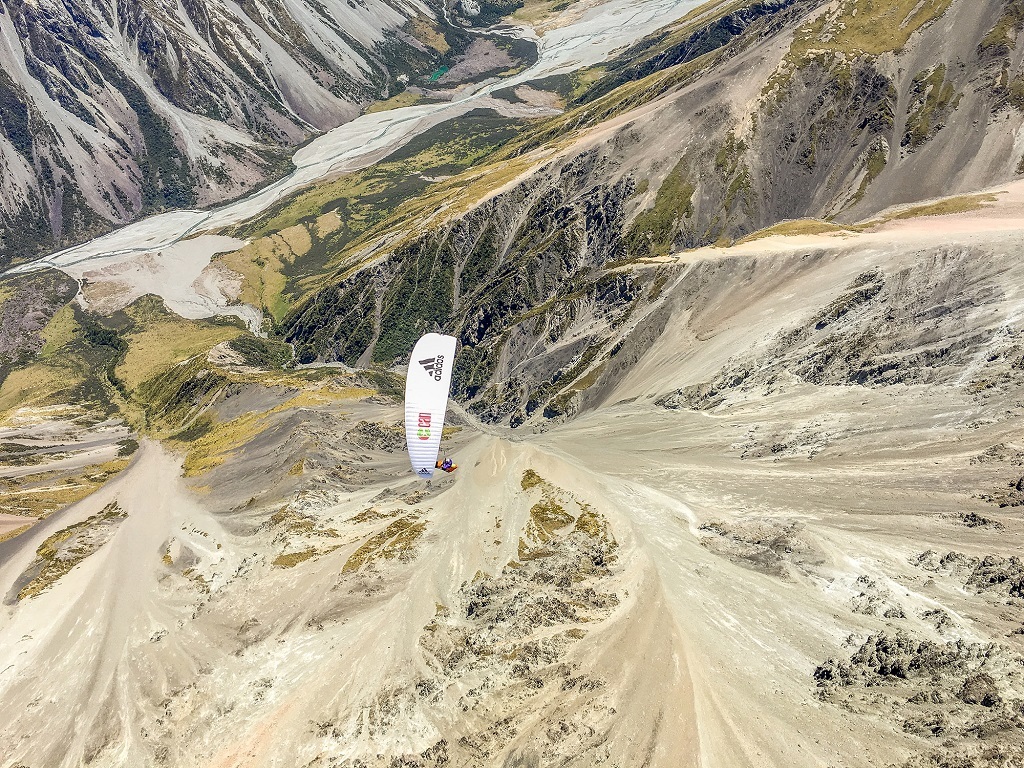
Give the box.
[418,467,432,475]
[419,354,444,382]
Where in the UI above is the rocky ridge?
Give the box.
[276,0,1024,425]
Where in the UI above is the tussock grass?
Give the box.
[272,548,321,568]
[216,237,298,323]
[39,305,79,358]
[18,501,125,600]
[521,469,544,490]
[0,363,78,415]
[408,15,449,54]
[626,158,694,258]
[179,409,266,476]
[366,91,424,114]
[0,459,129,519]
[0,523,32,543]
[117,319,241,392]
[736,219,849,243]
[179,387,371,476]
[526,499,574,542]
[791,0,953,57]
[889,193,999,220]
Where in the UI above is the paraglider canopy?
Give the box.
[404,333,457,479]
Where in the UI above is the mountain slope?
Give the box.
[0,0,489,266]
[265,0,1024,424]
[1,1,1024,765]
[1,190,1023,767]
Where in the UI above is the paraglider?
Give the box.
[404,333,457,478]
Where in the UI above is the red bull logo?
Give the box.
[417,412,431,440]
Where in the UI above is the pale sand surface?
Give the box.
[0,514,33,538]
[0,196,1022,766]
[71,234,259,329]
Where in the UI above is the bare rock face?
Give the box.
[696,517,820,578]
[345,421,406,453]
[914,551,1024,601]
[959,673,1001,707]
[814,632,1024,768]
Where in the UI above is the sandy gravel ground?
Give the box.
[0,514,32,539]
[0,197,1022,766]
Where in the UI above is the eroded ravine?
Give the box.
[0,428,701,767]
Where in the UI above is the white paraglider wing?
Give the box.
[404,333,457,478]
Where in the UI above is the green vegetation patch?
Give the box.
[538,342,606,419]
[902,66,959,150]
[38,304,80,358]
[526,498,574,542]
[979,0,1024,58]
[227,335,293,369]
[139,355,230,437]
[231,110,525,329]
[0,293,245,431]
[175,388,353,475]
[789,0,953,58]
[0,459,130,520]
[116,438,139,457]
[736,219,849,243]
[373,238,456,363]
[408,15,450,54]
[0,268,78,369]
[272,548,322,568]
[366,91,424,114]
[235,110,520,244]
[889,193,1000,220]
[117,297,244,391]
[850,138,890,206]
[18,501,126,600]
[625,158,695,258]
[521,469,544,490]
[512,0,578,27]
[499,52,722,160]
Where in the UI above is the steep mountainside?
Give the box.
[260,0,1024,424]
[0,0,499,265]
[1,1,1024,765]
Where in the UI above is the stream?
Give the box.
[10,0,703,326]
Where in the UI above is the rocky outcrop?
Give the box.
[814,632,1024,768]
